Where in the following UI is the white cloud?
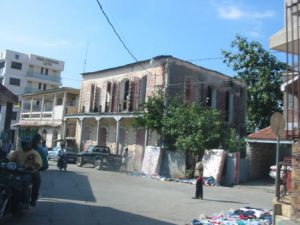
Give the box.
[218,6,244,20]
[248,31,263,38]
[217,6,274,21]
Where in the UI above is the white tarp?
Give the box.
[202,149,226,184]
[141,146,162,175]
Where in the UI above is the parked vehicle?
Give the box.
[48,146,77,163]
[76,145,122,170]
[57,154,67,171]
[47,147,60,161]
[65,150,77,164]
[0,162,33,217]
[269,157,292,180]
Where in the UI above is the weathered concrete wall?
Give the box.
[239,158,250,183]
[221,153,249,186]
[160,150,186,178]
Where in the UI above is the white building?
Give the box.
[0,49,64,145]
[19,87,79,149]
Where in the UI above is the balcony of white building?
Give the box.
[18,87,79,127]
[26,71,61,84]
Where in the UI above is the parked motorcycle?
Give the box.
[57,154,67,171]
[0,162,33,217]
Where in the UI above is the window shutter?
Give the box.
[133,77,141,111]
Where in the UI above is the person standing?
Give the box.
[121,148,129,172]
[193,161,204,199]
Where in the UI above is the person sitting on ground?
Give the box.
[7,137,42,208]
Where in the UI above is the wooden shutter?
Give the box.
[133,77,141,111]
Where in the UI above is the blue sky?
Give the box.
[0,0,285,88]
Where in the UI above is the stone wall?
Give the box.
[292,142,300,222]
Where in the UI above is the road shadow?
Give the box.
[2,201,176,225]
[77,163,121,173]
[40,166,97,202]
[201,198,247,204]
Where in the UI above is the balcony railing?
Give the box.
[26,71,61,83]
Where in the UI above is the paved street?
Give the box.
[1,161,275,225]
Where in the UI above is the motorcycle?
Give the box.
[0,162,33,217]
[57,154,67,171]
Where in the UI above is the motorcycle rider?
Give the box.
[31,133,48,206]
[57,143,67,170]
[7,137,42,209]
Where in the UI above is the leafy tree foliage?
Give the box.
[133,90,164,134]
[162,102,223,156]
[135,91,223,157]
[222,34,286,132]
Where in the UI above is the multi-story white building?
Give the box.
[0,49,64,145]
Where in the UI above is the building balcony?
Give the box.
[269,27,300,54]
[26,71,61,83]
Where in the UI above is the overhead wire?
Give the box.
[95,0,139,62]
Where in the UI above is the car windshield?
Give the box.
[86,145,109,153]
[94,146,109,153]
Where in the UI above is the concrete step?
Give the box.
[275,215,299,225]
[273,197,292,218]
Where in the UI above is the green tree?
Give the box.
[222,34,286,133]
[162,101,223,157]
[133,90,164,134]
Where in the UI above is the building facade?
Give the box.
[0,49,64,146]
[65,56,247,170]
[269,0,300,223]
[18,87,79,149]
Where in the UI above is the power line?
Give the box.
[95,0,139,62]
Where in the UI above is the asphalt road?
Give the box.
[1,161,275,225]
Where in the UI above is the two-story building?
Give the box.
[0,49,64,146]
[17,87,79,149]
[65,55,247,170]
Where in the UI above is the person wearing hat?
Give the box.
[193,161,204,199]
[7,136,42,208]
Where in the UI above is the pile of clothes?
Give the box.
[191,207,272,225]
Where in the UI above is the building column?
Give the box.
[143,127,149,159]
[62,119,67,140]
[40,96,45,119]
[79,117,84,152]
[96,117,101,145]
[29,97,33,119]
[52,94,57,121]
[115,117,121,155]
[20,99,24,120]
[62,91,67,118]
